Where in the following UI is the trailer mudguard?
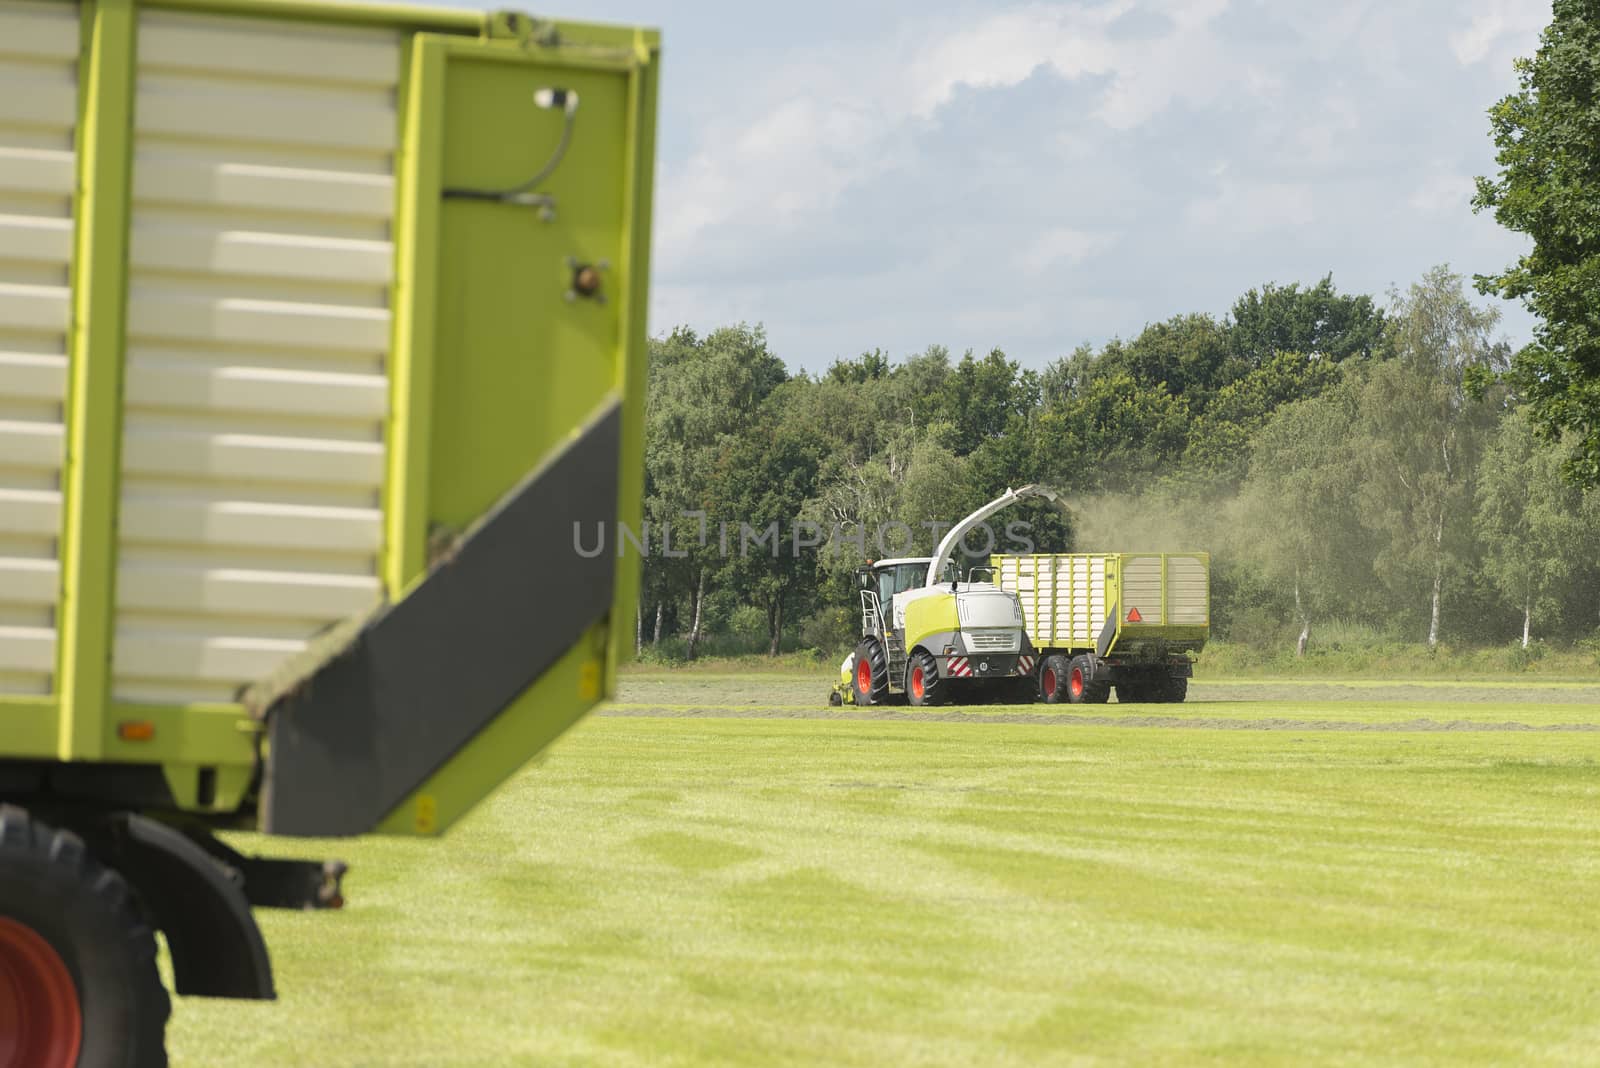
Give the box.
[260,400,620,837]
[109,814,274,1000]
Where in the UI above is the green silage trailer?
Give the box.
[0,0,658,1060]
[992,552,1210,704]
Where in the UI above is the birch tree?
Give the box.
[1356,267,1508,648]
[1476,409,1593,646]
[1239,380,1371,655]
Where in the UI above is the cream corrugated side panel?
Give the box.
[1167,554,1209,625]
[996,555,1109,650]
[1122,554,1162,625]
[114,10,399,704]
[0,0,77,695]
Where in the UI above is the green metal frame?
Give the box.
[374,27,659,835]
[55,0,137,763]
[2,0,659,834]
[383,33,443,596]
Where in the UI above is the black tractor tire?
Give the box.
[851,639,891,706]
[1160,676,1189,703]
[1065,655,1110,705]
[1038,653,1072,704]
[905,650,946,706]
[0,806,170,1068]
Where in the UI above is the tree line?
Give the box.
[639,267,1600,660]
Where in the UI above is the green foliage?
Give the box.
[1353,268,1509,646]
[1101,312,1234,402]
[1475,0,1600,485]
[638,266,1590,665]
[1228,275,1387,367]
[1475,408,1597,643]
[1238,377,1372,645]
[710,404,824,655]
[1183,350,1344,483]
[1031,371,1191,492]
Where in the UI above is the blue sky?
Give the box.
[465,0,1548,373]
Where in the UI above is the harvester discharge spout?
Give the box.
[924,483,1063,587]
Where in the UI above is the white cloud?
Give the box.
[1450,0,1548,66]
[1019,227,1117,271]
[1184,181,1315,234]
[656,0,1251,274]
[1409,173,1477,216]
[635,0,1541,367]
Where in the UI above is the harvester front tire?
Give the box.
[852,639,890,706]
[1038,654,1071,704]
[0,806,171,1068]
[1065,655,1109,705]
[905,650,945,707]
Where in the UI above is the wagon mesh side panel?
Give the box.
[112,11,401,704]
[0,0,79,696]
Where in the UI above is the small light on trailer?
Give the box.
[943,645,955,655]
[117,720,155,742]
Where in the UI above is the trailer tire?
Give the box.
[1065,655,1109,705]
[905,650,945,707]
[0,806,170,1068]
[1159,676,1189,703]
[1038,654,1071,703]
[852,639,890,706]
[1115,681,1147,704]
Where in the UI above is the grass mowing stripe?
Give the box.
[169,714,1600,1066]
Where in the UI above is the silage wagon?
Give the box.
[992,553,1209,703]
[0,0,658,1061]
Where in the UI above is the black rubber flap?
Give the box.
[262,400,621,836]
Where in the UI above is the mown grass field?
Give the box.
[168,677,1600,1066]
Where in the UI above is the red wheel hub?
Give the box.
[0,918,81,1068]
[857,658,872,692]
[1069,667,1084,698]
[1042,667,1057,696]
[910,666,924,700]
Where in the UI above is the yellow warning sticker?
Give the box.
[414,794,438,835]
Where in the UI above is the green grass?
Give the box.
[167,679,1600,1066]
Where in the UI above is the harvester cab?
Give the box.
[831,485,1060,707]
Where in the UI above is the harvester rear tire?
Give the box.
[1038,654,1071,704]
[1065,655,1109,705]
[852,639,891,706]
[0,806,171,1068]
[905,650,946,706]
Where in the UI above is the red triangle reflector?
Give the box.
[1127,607,1142,623]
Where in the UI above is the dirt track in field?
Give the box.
[597,706,1600,731]
[606,676,1600,732]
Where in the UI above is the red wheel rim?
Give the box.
[911,665,924,700]
[1042,667,1057,696]
[856,658,872,691]
[0,917,82,1068]
[1069,667,1084,698]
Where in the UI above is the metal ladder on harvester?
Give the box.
[861,590,909,686]
[885,633,907,687]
